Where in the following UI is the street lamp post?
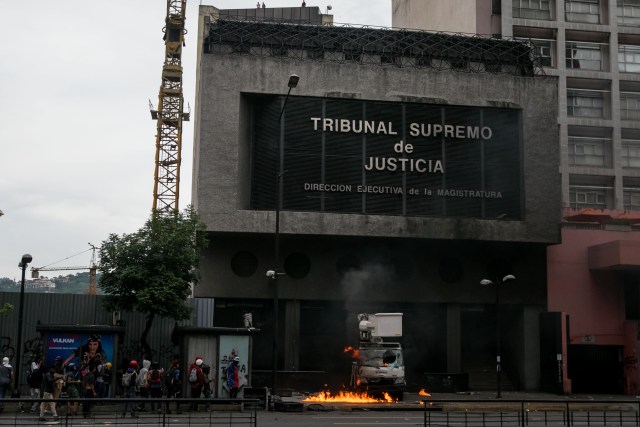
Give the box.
[267,74,299,394]
[480,274,515,399]
[15,254,32,397]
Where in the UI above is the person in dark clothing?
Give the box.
[165,358,182,414]
[28,357,43,413]
[39,366,59,421]
[82,364,96,418]
[202,363,212,411]
[0,361,11,413]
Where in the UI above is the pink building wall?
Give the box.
[547,223,640,394]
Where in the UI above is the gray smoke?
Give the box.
[341,262,394,344]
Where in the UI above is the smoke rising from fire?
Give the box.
[340,262,394,343]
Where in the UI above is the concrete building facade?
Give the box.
[192,5,559,392]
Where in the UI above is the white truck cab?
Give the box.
[351,313,406,400]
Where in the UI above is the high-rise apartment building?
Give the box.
[393,0,640,395]
[393,0,640,212]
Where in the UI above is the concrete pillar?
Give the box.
[283,300,300,370]
[447,304,462,372]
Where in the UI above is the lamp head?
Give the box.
[288,74,300,88]
[502,274,516,282]
[480,279,493,286]
[20,254,33,266]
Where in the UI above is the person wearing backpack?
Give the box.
[188,357,204,412]
[164,358,181,414]
[148,362,163,413]
[136,360,150,412]
[121,360,139,418]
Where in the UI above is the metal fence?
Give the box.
[423,399,640,426]
[0,398,257,426]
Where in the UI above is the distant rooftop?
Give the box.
[218,6,330,25]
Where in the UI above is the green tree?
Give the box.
[0,303,13,315]
[98,207,208,358]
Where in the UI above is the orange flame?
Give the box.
[418,388,433,406]
[343,346,360,359]
[303,390,396,403]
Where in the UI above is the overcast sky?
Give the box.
[0,1,392,279]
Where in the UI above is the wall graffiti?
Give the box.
[119,340,177,368]
[0,336,15,362]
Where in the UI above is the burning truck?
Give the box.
[349,313,406,400]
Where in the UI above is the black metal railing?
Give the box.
[0,397,258,426]
[422,399,640,427]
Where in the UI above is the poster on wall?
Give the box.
[218,335,250,398]
[44,332,115,370]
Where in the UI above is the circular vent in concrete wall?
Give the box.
[284,252,311,279]
[230,250,258,278]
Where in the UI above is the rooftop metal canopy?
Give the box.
[204,18,545,77]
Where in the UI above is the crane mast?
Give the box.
[151,0,189,215]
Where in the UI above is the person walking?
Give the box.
[227,357,240,398]
[82,364,96,418]
[64,363,81,416]
[188,357,204,412]
[39,366,59,421]
[28,358,44,413]
[0,358,12,413]
[121,360,139,418]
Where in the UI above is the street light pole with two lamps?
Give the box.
[267,74,299,394]
[480,274,516,399]
[14,254,33,397]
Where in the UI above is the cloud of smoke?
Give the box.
[341,262,394,343]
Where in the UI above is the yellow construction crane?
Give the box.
[30,244,100,295]
[150,0,190,215]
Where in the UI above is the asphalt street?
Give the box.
[1,392,639,426]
